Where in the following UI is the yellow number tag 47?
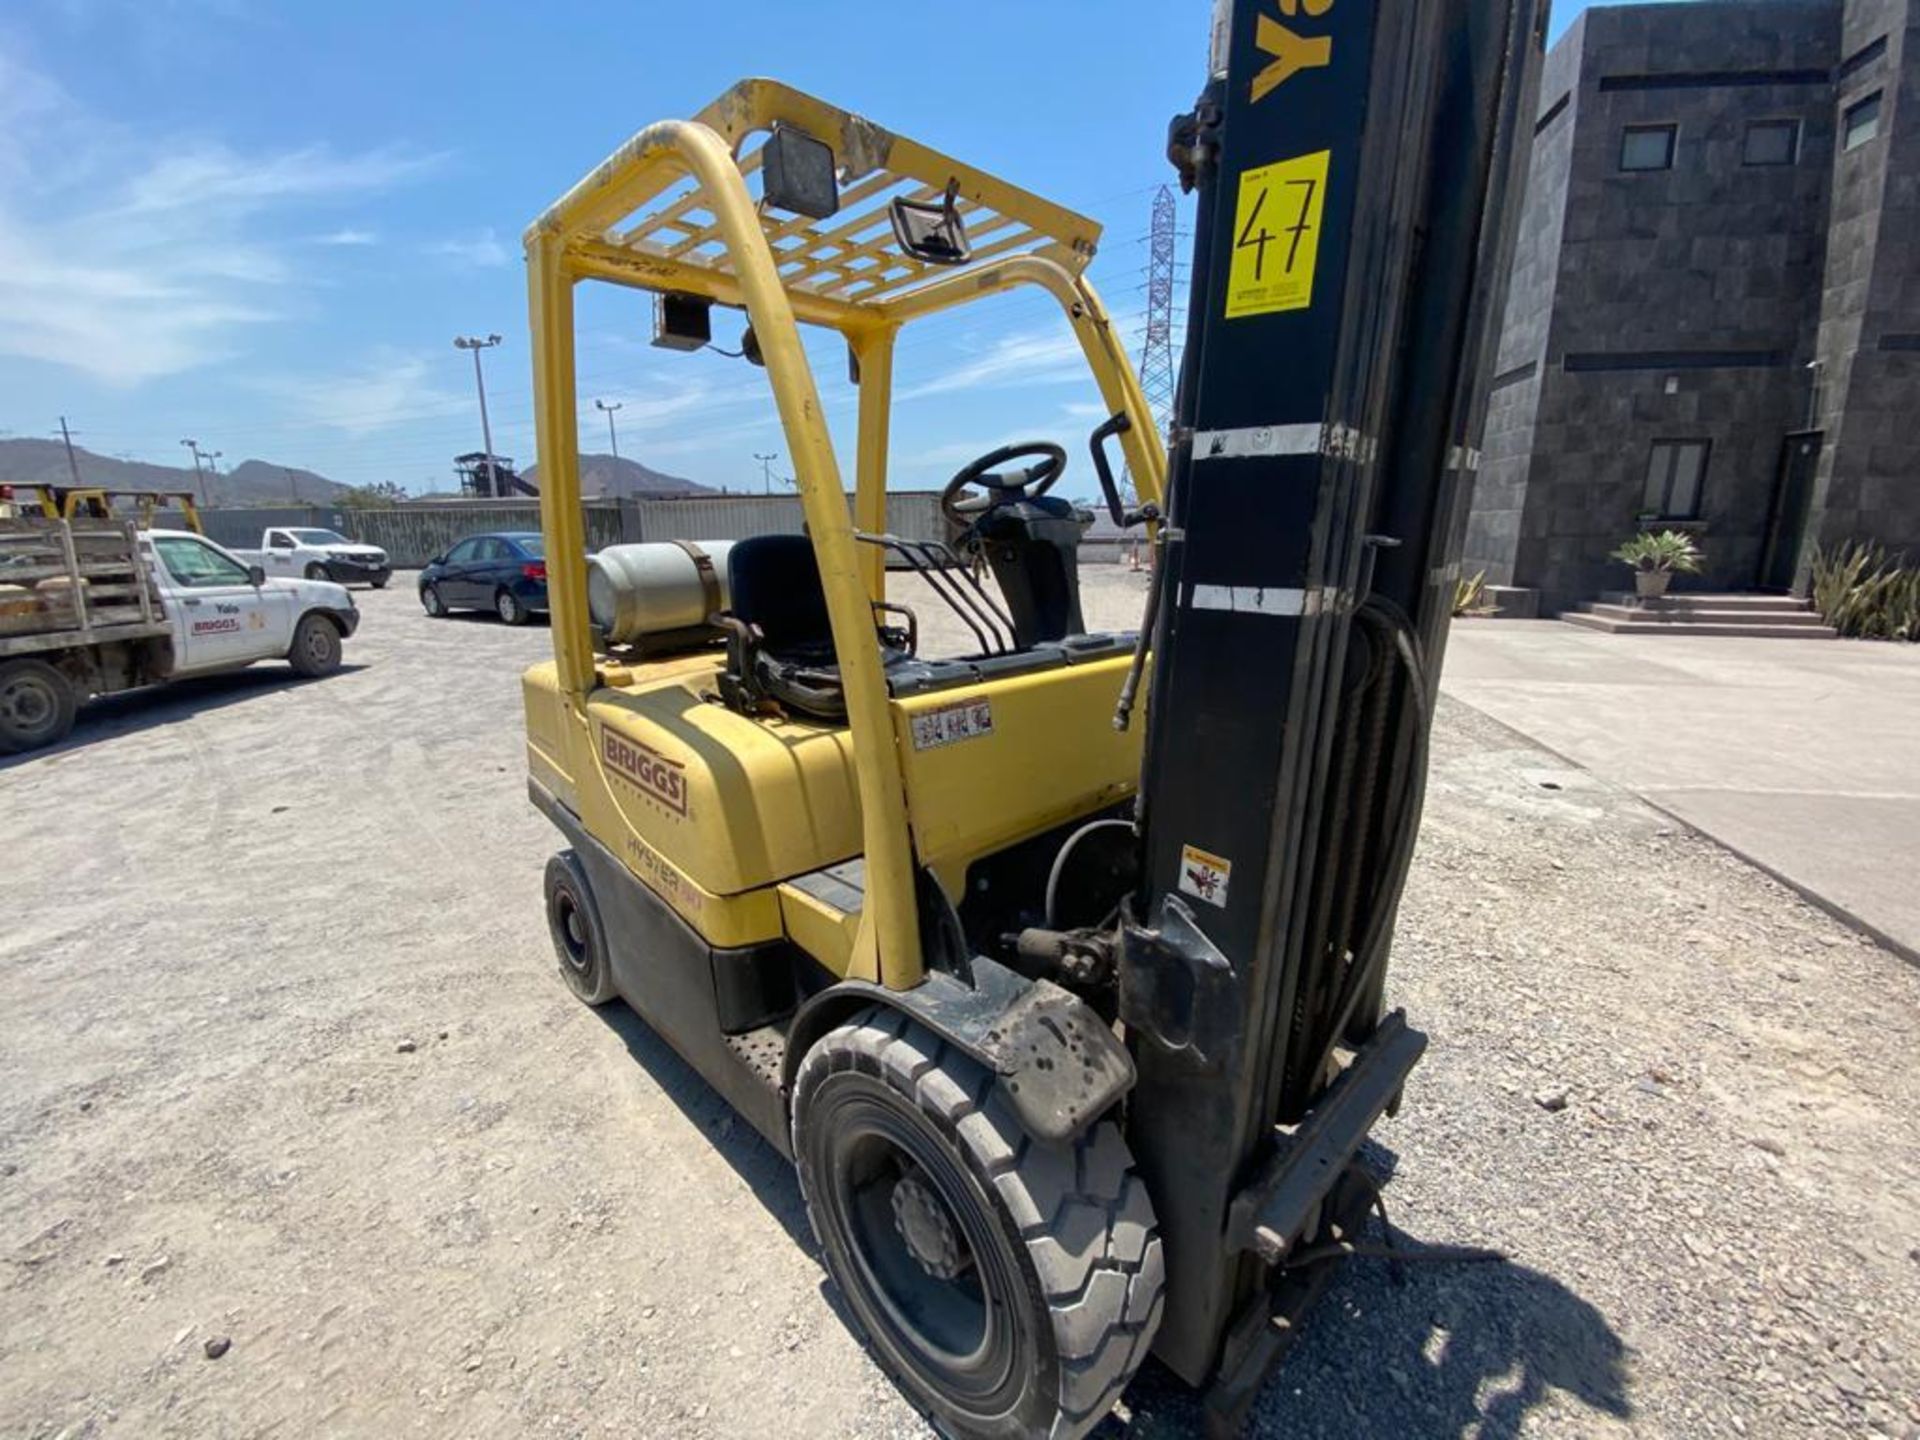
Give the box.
[1225,150,1331,319]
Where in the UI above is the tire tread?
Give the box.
[793,1009,1164,1440]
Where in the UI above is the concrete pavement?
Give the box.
[1441,620,1920,962]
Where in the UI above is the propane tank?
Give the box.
[587,541,734,644]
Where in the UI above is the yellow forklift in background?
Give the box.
[10,485,204,534]
[520,0,1541,1431]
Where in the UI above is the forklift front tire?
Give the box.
[793,1009,1163,1440]
[544,851,617,1006]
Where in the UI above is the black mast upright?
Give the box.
[1120,0,1544,1400]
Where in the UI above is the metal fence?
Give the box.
[170,492,953,568]
[340,503,624,562]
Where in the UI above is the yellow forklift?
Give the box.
[11,484,205,534]
[520,1,1541,1433]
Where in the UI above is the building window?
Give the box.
[1843,91,1883,151]
[1643,440,1710,519]
[1620,123,1677,171]
[1743,119,1800,166]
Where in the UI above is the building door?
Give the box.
[1760,431,1822,592]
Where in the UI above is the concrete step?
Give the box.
[1563,612,1838,639]
[1598,591,1813,614]
[1582,602,1833,627]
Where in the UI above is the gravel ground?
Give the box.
[2,568,1916,1439]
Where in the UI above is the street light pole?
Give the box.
[754,451,778,496]
[595,399,624,462]
[454,333,503,494]
[56,416,85,487]
[203,451,223,505]
[180,438,210,507]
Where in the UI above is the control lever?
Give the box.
[1088,412,1161,528]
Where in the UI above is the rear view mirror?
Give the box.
[891,179,970,266]
[247,565,266,587]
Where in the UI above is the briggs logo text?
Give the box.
[601,727,689,816]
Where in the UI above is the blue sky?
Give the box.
[0,0,1607,495]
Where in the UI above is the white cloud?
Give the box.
[250,351,471,437]
[429,227,511,269]
[314,227,378,247]
[0,51,68,182]
[896,327,1088,401]
[576,376,727,435]
[0,45,441,385]
[115,143,440,216]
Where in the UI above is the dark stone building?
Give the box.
[1467,0,1920,613]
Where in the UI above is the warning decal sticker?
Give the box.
[1224,149,1331,319]
[910,698,994,752]
[1178,843,1233,909]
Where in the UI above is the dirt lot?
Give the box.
[3,568,1918,1439]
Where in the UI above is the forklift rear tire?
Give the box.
[0,658,78,754]
[793,1009,1163,1440]
[544,851,617,1006]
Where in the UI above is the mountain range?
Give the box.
[521,453,709,499]
[0,440,709,506]
[0,439,347,506]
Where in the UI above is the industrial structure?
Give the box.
[454,451,536,499]
[1468,0,1920,613]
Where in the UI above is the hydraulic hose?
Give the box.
[1306,598,1432,1087]
[1113,525,1169,735]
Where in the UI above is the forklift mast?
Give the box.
[1121,0,1543,1404]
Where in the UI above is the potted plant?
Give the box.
[1611,529,1703,600]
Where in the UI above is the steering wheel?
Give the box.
[940,441,1067,526]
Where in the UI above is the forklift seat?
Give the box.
[721,532,1134,721]
[728,534,835,666]
[723,533,897,719]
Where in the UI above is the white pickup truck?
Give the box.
[234,526,392,588]
[0,520,359,753]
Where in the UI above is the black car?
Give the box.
[419,531,548,625]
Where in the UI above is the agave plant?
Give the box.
[1811,541,1920,641]
[1453,568,1497,618]
[1611,530,1704,575]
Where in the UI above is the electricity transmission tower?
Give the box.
[1119,184,1183,543]
[1137,185,1180,446]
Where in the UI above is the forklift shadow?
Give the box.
[0,664,370,773]
[590,997,882,1340]
[1108,1230,1631,1438]
[590,997,815,1249]
[588,1001,1632,1438]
